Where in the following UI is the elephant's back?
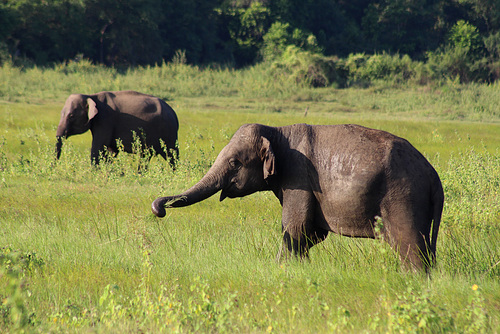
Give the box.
[310,123,434,200]
[158,99,179,129]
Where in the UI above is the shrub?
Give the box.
[344,52,421,85]
[448,21,483,58]
[0,247,44,331]
[0,42,9,65]
[426,21,491,83]
[261,22,322,62]
[271,45,347,87]
[484,32,500,81]
[426,46,490,83]
[54,57,108,75]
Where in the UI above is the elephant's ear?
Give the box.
[260,136,275,179]
[86,98,98,123]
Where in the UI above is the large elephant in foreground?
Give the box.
[152,123,444,271]
[56,90,179,166]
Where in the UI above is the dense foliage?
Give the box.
[2,0,500,76]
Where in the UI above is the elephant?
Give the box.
[56,90,179,166]
[152,123,444,271]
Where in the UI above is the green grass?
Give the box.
[0,63,499,332]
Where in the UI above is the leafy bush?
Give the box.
[271,46,347,87]
[483,32,500,81]
[448,21,483,58]
[54,57,108,75]
[225,1,272,66]
[261,21,321,62]
[426,46,490,83]
[0,247,44,331]
[345,52,422,85]
[371,285,490,333]
[0,42,9,65]
[425,21,491,83]
[387,288,453,333]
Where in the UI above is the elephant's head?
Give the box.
[55,94,98,159]
[152,124,275,217]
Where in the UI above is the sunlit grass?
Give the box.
[1,61,500,121]
[0,64,499,332]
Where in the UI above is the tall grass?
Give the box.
[0,60,304,103]
[1,83,499,333]
[1,61,500,122]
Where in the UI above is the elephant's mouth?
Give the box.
[220,179,259,202]
[219,190,228,202]
[219,179,239,201]
[219,186,233,202]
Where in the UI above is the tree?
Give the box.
[3,0,88,64]
[0,2,16,63]
[159,0,228,64]
[458,0,500,32]
[448,19,483,57]
[222,1,271,66]
[261,21,321,61]
[268,0,352,56]
[84,0,164,66]
[362,0,443,57]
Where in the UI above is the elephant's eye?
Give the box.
[229,159,241,169]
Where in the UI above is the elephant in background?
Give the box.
[56,90,179,166]
[152,123,444,271]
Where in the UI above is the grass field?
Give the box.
[0,63,499,333]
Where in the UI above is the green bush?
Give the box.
[271,46,347,87]
[0,247,44,331]
[484,32,500,81]
[345,52,421,85]
[261,21,321,62]
[426,46,490,83]
[448,21,483,58]
[425,21,492,83]
[0,42,9,65]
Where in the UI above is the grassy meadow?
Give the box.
[0,63,499,333]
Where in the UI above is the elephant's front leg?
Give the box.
[90,144,102,165]
[90,141,111,165]
[277,188,324,261]
[90,131,114,165]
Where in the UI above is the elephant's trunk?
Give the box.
[55,136,63,160]
[152,166,225,217]
[55,122,68,160]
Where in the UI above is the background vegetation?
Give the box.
[2,0,500,85]
[0,61,499,332]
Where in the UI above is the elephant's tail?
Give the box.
[430,174,444,265]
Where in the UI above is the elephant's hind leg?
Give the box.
[167,147,179,170]
[381,208,433,272]
[155,142,178,170]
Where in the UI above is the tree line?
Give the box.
[1,0,499,73]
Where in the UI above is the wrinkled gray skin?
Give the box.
[152,123,444,271]
[56,90,179,166]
